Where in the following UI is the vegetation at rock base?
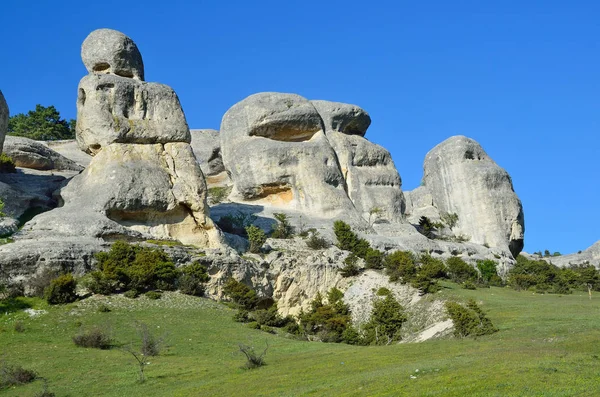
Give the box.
[216,211,257,237]
[417,215,436,239]
[445,299,498,338]
[305,229,330,250]
[8,104,75,140]
[44,273,77,305]
[0,153,16,173]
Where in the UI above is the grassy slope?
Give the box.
[1,283,600,397]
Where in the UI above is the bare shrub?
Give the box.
[72,326,113,349]
[0,361,37,388]
[238,342,268,369]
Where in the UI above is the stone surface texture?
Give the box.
[421,135,525,257]
[0,90,8,154]
[190,129,225,177]
[3,136,83,171]
[81,28,144,81]
[312,100,405,223]
[220,92,360,219]
[76,74,190,154]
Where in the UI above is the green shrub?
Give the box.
[44,273,77,305]
[446,257,478,283]
[440,212,459,229]
[462,280,477,290]
[385,251,417,283]
[306,229,330,250]
[333,221,370,258]
[365,248,384,269]
[207,186,231,204]
[233,309,251,323]
[94,241,179,293]
[299,288,352,343]
[145,291,162,300]
[417,216,436,239]
[223,278,259,311]
[72,327,113,349]
[419,254,447,279]
[477,260,499,284]
[339,253,360,277]
[362,293,407,345]
[252,305,290,327]
[376,287,391,296]
[270,213,294,239]
[123,289,139,299]
[411,273,440,294]
[0,153,16,173]
[246,225,267,253]
[97,304,111,313]
[445,299,498,338]
[0,199,6,218]
[177,262,209,296]
[83,271,115,295]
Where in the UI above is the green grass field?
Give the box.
[1,283,600,396]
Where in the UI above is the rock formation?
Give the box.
[220,92,360,219]
[407,135,524,258]
[0,28,221,275]
[3,136,83,171]
[190,129,229,186]
[312,100,405,223]
[0,90,8,154]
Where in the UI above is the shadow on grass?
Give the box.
[0,297,32,314]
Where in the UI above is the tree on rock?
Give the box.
[8,104,75,140]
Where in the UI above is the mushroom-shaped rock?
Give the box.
[312,100,405,223]
[76,74,190,154]
[423,135,524,257]
[81,28,144,81]
[220,93,358,218]
[0,90,8,154]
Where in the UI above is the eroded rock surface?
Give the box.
[312,100,405,223]
[81,28,144,81]
[418,135,524,257]
[4,136,83,171]
[220,93,359,219]
[0,90,8,154]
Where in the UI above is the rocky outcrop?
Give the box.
[0,90,8,154]
[312,100,405,223]
[3,136,83,171]
[220,92,360,219]
[45,140,92,168]
[533,241,600,268]
[414,135,524,258]
[0,29,222,258]
[190,129,230,187]
[76,74,190,155]
[81,28,144,81]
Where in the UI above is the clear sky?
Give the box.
[1,1,598,255]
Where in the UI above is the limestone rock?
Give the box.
[534,241,600,268]
[3,136,83,171]
[44,140,92,168]
[312,100,405,223]
[0,90,8,154]
[220,93,359,219]
[76,74,190,154]
[423,135,524,257]
[190,129,227,184]
[81,28,144,81]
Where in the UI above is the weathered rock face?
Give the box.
[3,136,83,171]
[312,100,405,223]
[189,129,231,187]
[422,135,524,257]
[220,93,358,218]
[1,28,221,253]
[81,28,144,81]
[0,90,8,154]
[76,74,190,155]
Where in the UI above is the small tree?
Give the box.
[363,291,407,345]
[417,216,436,239]
[270,213,294,239]
[8,104,75,140]
[246,225,266,253]
[44,274,77,304]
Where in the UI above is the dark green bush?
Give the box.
[411,273,440,294]
[223,278,259,311]
[365,248,384,269]
[419,254,447,279]
[333,221,370,258]
[299,288,352,343]
[339,253,360,277]
[476,260,499,284]
[462,280,477,290]
[177,262,209,296]
[446,257,478,283]
[145,291,162,300]
[246,225,267,253]
[445,299,497,338]
[123,289,139,299]
[270,213,294,239]
[385,251,417,283]
[362,293,407,345]
[233,309,251,323]
[417,216,436,239]
[93,241,178,293]
[44,274,77,305]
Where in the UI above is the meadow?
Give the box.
[1,282,599,396]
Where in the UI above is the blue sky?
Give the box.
[1,1,598,254]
